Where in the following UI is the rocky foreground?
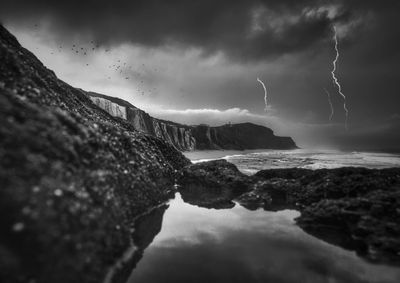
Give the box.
[0,24,189,283]
[178,160,400,265]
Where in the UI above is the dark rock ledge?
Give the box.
[0,24,189,283]
[177,160,400,265]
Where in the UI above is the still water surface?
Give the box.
[126,193,400,283]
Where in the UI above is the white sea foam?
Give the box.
[185,149,400,174]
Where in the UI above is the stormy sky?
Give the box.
[1,0,400,151]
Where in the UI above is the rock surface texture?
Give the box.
[0,24,189,283]
[88,92,196,151]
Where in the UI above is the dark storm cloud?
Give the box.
[1,0,393,61]
[1,0,400,150]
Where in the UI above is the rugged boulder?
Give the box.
[0,24,189,283]
[178,160,251,208]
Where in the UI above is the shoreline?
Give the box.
[184,149,400,174]
[178,160,400,265]
[1,22,400,283]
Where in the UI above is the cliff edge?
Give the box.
[191,122,297,150]
[88,92,298,151]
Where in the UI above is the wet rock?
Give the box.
[236,191,271,211]
[0,24,189,283]
[254,167,312,180]
[179,159,250,192]
[177,160,250,209]
[297,189,400,264]
[179,182,236,209]
[255,167,400,264]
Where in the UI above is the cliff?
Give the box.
[191,123,297,150]
[0,24,189,283]
[0,23,295,282]
[88,93,297,151]
[89,92,196,151]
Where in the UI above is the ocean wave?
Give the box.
[186,149,400,173]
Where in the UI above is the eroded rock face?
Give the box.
[0,24,190,283]
[90,96,127,119]
[88,92,196,151]
[177,160,400,265]
[88,92,298,151]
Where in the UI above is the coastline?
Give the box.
[1,22,400,283]
[184,148,400,173]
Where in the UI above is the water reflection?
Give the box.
[125,193,400,283]
[106,205,168,283]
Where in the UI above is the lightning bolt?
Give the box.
[331,26,349,130]
[257,77,268,112]
[324,87,334,121]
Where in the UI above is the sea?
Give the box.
[184,148,400,174]
[123,149,400,283]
